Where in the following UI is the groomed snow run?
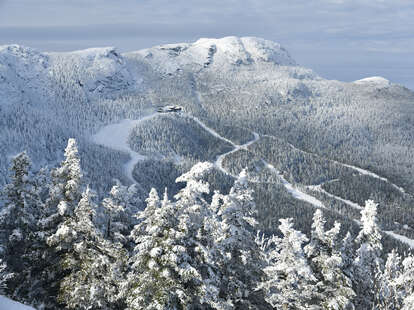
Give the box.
[265,134,406,194]
[91,113,158,182]
[308,184,414,250]
[264,161,326,209]
[0,296,35,310]
[308,184,362,211]
[385,231,414,249]
[214,131,260,176]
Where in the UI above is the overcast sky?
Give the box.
[0,0,413,89]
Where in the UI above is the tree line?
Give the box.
[1,139,414,309]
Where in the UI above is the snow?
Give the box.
[264,161,326,209]
[267,133,406,194]
[308,184,362,211]
[354,76,391,87]
[384,231,414,249]
[0,296,35,309]
[307,184,414,250]
[131,36,296,74]
[339,162,405,194]
[91,113,158,182]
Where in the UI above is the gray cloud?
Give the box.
[0,0,413,89]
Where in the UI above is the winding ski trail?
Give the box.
[263,134,406,194]
[263,161,326,209]
[307,183,414,249]
[91,110,414,249]
[91,113,158,182]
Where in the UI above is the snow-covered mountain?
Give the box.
[1,36,414,250]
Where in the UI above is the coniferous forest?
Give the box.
[1,139,414,310]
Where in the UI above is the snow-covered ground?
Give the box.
[91,113,158,182]
[307,183,414,249]
[353,76,391,88]
[0,296,34,310]
[263,161,326,209]
[264,134,406,194]
[214,132,260,176]
[308,184,361,211]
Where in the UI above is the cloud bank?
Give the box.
[0,0,413,88]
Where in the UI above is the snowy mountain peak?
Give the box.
[353,76,391,88]
[132,36,296,75]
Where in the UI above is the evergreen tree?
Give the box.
[37,138,85,308]
[126,188,206,309]
[49,187,127,309]
[102,180,141,246]
[376,250,404,310]
[215,169,266,308]
[304,210,355,309]
[174,162,228,308]
[395,254,414,310]
[0,258,12,293]
[353,200,383,309]
[0,152,44,303]
[259,218,317,310]
[340,232,355,281]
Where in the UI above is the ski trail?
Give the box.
[307,183,414,249]
[213,131,260,176]
[0,296,34,310]
[263,134,406,194]
[308,184,361,211]
[91,113,158,183]
[187,115,236,147]
[263,160,326,209]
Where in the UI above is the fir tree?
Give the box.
[354,200,383,309]
[215,169,266,308]
[304,210,355,310]
[37,138,85,308]
[126,188,207,309]
[0,152,44,303]
[102,180,141,246]
[396,254,414,310]
[259,218,317,310]
[49,187,127,309]
[376,250,404,310]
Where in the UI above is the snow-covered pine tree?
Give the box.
[0,152,44,303]
[258,218,317,309]
[102,180,141,246]
[304,209,355,309]
[215,169,266,308]
[173,162,229,308]
[126,188,206,309]
[48,187,127,309]
[36,138,85,308]
[376,250,404,310]
[353,200,383,309]
[340,231,355,281]
[395,254,414,310]
[0,258,12,293]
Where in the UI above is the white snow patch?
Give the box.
[214,131,260,176]
[91,113,158,182]
[264,161,326,209]
[384,231,414,249]
[354,76,391,88]
[0,296,35,309]
[308,184,362,211]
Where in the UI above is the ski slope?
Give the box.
[263,161,326,209]
[0,296,34,310]
[307,183,414,249]
[91,113,158,182]
[264,134,406,194]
